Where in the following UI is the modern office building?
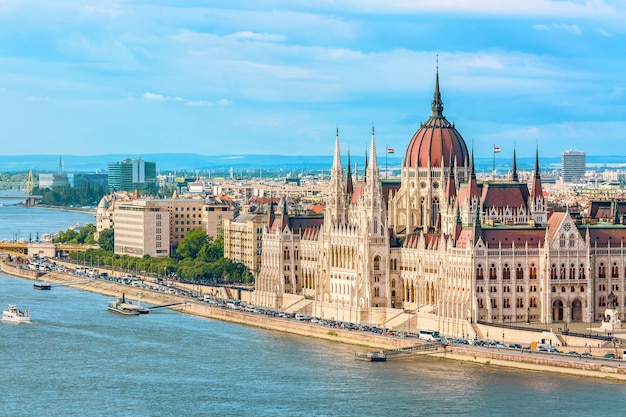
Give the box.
[113,200,171,257]
[561,150,586,183]
[108,158,157,193]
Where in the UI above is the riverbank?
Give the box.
[33,204,95,215]
[4,263,626,381]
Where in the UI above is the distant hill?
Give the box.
[0,153,623,174]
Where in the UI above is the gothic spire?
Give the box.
[510,146,519,181]
[431,62,444,118]
[332,126,342,174]
[531,146,543,199]
[369,125,378,170]
[346,150,354,196]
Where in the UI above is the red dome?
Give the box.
[405,74,469,168]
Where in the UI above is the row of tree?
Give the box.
[32,183,107,207]
[58,226,253,284]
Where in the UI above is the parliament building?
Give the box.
[253,72,626,337]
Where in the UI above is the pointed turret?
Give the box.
[445,152,456,203]
[510,147,519,181]
[466,147,480,200]
[346,151,354,196]
[327,128,347,225]
[332,127,342,175]
[531,147,543,199]
[431,65,444,118]
[277,195,290,231]
[267,193,275,229]
[368,126,378,170]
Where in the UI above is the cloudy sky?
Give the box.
[1,0,625,160]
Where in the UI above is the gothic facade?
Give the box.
[253,73,626,337]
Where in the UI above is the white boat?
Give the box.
[2,304,31,323]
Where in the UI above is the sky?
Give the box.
[1,0,625,161]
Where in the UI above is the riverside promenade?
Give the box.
[3,261,626,381]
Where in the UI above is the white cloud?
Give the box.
[597,28,613,37]
[327,0,624,18]
[533,22,582,35]
[143,92,166,101]
[186,98,232,106]
[225,31,286,43]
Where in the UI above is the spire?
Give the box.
[369,125,378,170]
[445,152,456,203]
[346,150,354,196]
[431,60,444,118]
[332,126,342,173]
[364,148,368,182]
[278,194,289,231]
[531,146,543,199]
[510,146,518,181]
[466,146,480,201]
[267,192,275,228]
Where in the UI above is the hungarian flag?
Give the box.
[387,148,394,154]
[493,146,501,153]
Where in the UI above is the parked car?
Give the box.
[604,353,616,359]
[581,352,593,357]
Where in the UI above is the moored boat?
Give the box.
[34,282,51,290]
[2,304,32,323]
[107,294,149,316]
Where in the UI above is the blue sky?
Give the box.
[1,0,625,161]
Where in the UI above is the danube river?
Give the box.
[2,206,626,416]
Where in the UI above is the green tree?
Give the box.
[98,228,114,251]
[176,229,207,259]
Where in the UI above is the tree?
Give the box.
[176,229,207,259]
[98,228,114,252]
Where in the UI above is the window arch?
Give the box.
[503,264,511,280]
[373,256,380,271]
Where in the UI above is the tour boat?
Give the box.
[2,304,32,323]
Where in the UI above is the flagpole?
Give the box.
[386,144,388,178]
[493,144,496,179]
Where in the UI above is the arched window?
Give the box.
[516,264,524,280]
[560,264,566,279]
[489,264,497,280]
[599,263,606,278]
[476,264,484,280]
[569,263,575,280]
[612,263,619,278]
[579,264,586,279]
[503,264,511,280]
[530,264,537,280]
[373,256,380,271]
[550,264,557,279]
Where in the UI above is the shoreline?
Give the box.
[3,263,626,382]
[32,204,95,215]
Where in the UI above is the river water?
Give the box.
[1,206,626,416]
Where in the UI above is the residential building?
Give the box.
[223,213,267,277]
